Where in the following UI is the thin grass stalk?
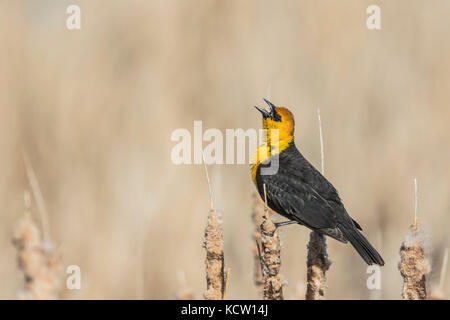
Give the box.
[252,192,265,295]
[22,151,50,242]
[305,108,331,300]
[398,179,429,300]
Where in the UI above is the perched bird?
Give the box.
[252,99,384,266]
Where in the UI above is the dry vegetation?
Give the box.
[259,184,283,300]
[203,209,225,300]
[305,108,331,300]
[1,1,450,299]
[306,232,331,300]
[251,192,265,295]
[12,192,62,299]
[398,225,428,300]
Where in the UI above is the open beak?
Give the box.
[263,98,276,113]
[255,98,276,118]
[254,106,270,118]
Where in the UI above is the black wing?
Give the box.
[256,142,354,241]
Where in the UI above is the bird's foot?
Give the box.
[274,220,299,229]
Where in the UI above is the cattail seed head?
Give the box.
[12,206,62,300]
[260,210,283,299]
[398,226,429,300]
[203,210,225,300]
[306,231,331,300]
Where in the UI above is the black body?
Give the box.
[256,141,385,266]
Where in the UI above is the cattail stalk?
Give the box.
[306,108,331,300]
[202,155,225,300]
[252,192,265,295]
[398,225,428,299]
[12,191,61,299]
[306,232,331,299]
[260,184,283,300]
[204,209,225,299]
[22,151,50,242]
[398,178,429,300]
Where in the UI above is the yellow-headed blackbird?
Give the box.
[252,99,384,266]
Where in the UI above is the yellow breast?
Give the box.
[250,135,291,185]
[251,143,270,184]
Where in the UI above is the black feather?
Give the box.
[340,226,385,265]
[255,141,384,265]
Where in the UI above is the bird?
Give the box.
[251,98,384,266]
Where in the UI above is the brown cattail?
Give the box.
[252,192,265,295]
[398,223,429,300]
[399,178,429,300]
[202,156,225,300]
[203,209,225,300]
[305,109,331,300]
[12,192,62,299]
[305,231,331,300]
[260,184,283,300]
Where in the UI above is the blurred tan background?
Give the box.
[1,0,449,299]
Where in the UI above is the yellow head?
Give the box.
[254,99,295,148]
[251,99,295,183]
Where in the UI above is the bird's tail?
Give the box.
[341,226,385,266]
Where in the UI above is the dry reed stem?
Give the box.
[305,108,331,300]
[305,231,331,300]
[251,192,265,295]
[22,151,51,242]
[12,192,62,299]
[260,184,283,300]
[398,224,429,300]
[202,154,226,300]
[203,210,225,300]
